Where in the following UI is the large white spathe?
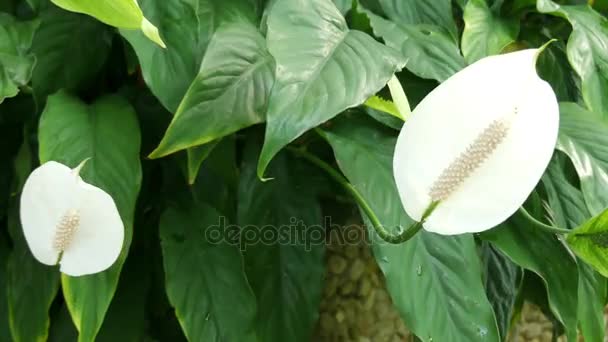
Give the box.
[20,161,124,276]
[393,49,559,235]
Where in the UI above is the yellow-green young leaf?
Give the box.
[38,91,142,342]
[51,0,165,47]
[363,96,401,120]
[566,208,608,277]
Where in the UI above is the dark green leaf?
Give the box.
[159,202,257,341]
[538,0,608,119]
[0,14,39,103]
[31,6,112,99]
[0,232,9,342]
[556,102,608,215]
[461,0,519,63]
[38,91,142,342]
[186,141,219,185]
[481,213,578,341]
[7,205,60,342]
[481,242,521,340]
[121,0,257,112]
[149,22,274,159]
[375,0,458,39]
[364,9,465,82]
[238,144,325,342]
[257,0,406,178]
[321,115,499,341]
[542,155,606,341]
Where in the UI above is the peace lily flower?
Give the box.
[20,160,124,276]
[393,48,559,235]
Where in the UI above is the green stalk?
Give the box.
[517,206,571,235]
[288,146,436,244]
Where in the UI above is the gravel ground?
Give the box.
[314,225,603,341]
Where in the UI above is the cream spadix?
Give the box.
[393,49,559,235]
[20,161,124,276]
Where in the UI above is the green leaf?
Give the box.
[461,0,519,63]
[159,202,257,341]
[542,155,606,342]
[566,208,608,276]
[7,205,60,342]
[537,0,608,119]
[321,115,500,341]
[186,141,219,185]
[0,14,39,103]
[364,9,465,82]
[363,96,401,119]
[332,0,351,14]
[556,102,608,215]
[375,0,458,39]
[38,91,142,342]
[31,6,112,99]
[50,0,165,47]
[257,0,406,178]
[481,242,521,340]
[149,22,274,159]
[534,39,579,102]
[238,144,325,342]
[121,0,257,112]
[481,213,579,341]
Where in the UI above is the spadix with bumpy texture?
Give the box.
[20,161,124,276]
[394,49,559,235]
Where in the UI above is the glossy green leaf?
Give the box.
[461,0,519,63]
[0,14,39,103]
[332,0,351,14]
[364,9,465,82]
[481,213,578,341]
[534,39,579,102]
[149,22,274,159]
[7,205,60,342]
[375,0,458,39]
[321,115,500,341]
[30,6,112,99]
[159,202,257,341]
[257,0,406,178]
[38,91,142,342]
[538,0,608,119]
[50,0,164,47]
[121,0,257,112]
[481,242,521,340]
[238,145,325,342]
[566,208,608,277]
[542,155,606,342]
[557,102,608,215]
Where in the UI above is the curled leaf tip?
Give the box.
[141,17,166,48]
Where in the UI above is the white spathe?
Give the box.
[393,49,559,235]
[20,161,124,276]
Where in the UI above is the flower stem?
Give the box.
[287,146,434,244]
[517,206,571,235]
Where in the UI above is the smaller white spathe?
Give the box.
[393,48,559,235]
[20,160,124,276]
